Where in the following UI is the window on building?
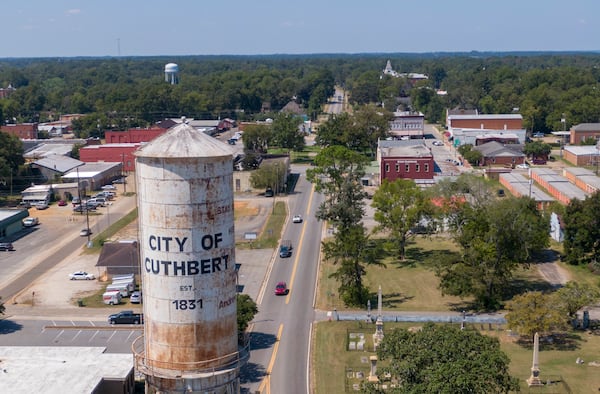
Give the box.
[395,163,400,172]
[385,164,390,172]
[415,164,420,172]
[424,163,429,172]
[405,164,410,172]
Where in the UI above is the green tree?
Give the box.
[563,192,600,267]
[306,146,368,230]
[523,141,552,161]
[457,144,483,166]
[0,133,24,183]
[372,179,433,260]
[353,104,393,157]
[437,197,549,310]
[553,281,600,320]
[505,291,567,339]
[237,294,258,342]
[323,224,380,306]
[368,323,519,393]
[271,112,304,151]
[249,162,284,192]
[242,123,272,154]
[314,112,357,149]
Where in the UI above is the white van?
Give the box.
[112,278,135,293]
[103,290,122,305]
[106,283,130,297]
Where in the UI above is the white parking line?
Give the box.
[88,330,100,342]
[71,330,83,341]
[53,330,65,342]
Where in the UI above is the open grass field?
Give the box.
[313,233,600,392]
[313,320,600,393]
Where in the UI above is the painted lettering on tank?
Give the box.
[148,235,188,252]
[144,254,229,276]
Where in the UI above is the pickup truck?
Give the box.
[108,310,143,324]
[279,240,292,258]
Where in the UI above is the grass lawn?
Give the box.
[236,201,286,250]
[83,207,138,254]
[313,321,600,393]
[316,235,473,311]
[313,232,600,392]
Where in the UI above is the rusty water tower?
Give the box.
[132,121,247,393]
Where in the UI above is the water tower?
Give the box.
[164,62,179,84]
[133,121,247,393]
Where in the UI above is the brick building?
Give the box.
[1,123,38,139]
[569,123,600,144]
[105,127,166,143]
[473,141,526,168]
[447,114,523,130]
[389,111,425,139]
[377,140,434,183]
[79,143,140,172]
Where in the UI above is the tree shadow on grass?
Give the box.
[515,332,581,351]
[376,292,415,309]
[504,277,556,299]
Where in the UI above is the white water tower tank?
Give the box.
[164,63,179,84]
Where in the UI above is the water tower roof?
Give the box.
[135,121,234,159]
[164,63,179,72]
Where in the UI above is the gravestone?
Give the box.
[527,332,543,386]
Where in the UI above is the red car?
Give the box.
[275,282,289,296]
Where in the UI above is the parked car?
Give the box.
[533,132,545,138]
[112,177,127,184]
[57,200,67,206]
[275,281,289,296]
[108,310,143,324]
[73,205,95,213]
[0,242,15,251]
[292,215,303,223]
[18,201,31,208]
[22,217,39,227]
[69,271,95,280]
[516,163,530,169]
[130,291,142,304]
[432,140,444,146]
[72,197,81,206]
[264,187,274,197]
[35,202,49,210]
[79,228,92,237]
[101,184,116,190]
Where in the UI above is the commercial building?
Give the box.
[569,123,600,144]
[377,140,435,183]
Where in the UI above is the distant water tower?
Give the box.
[133,122,247,393]
[164,62,179,84]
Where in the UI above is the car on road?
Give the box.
[80,228,93,237]
[292,215,303,223]
[275,282,289,296]
[516,163,530,169]
[432,140,444,146]
[22,217,39,227]
[0,242,15,251]
[69,271,95,280]
[279,240,292,258]
[130,291,142,304]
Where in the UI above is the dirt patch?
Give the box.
[235,201,259,217]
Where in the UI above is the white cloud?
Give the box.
[65,9,81,16]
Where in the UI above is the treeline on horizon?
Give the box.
[1,52,600,138]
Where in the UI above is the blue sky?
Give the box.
[3,0,599,58]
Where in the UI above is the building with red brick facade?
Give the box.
[447,114,523,130]
[1,123,38,139]
[569,123,600,144]
[79,143,140,172]
[105,127,166,143]
[377,140,434,183]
